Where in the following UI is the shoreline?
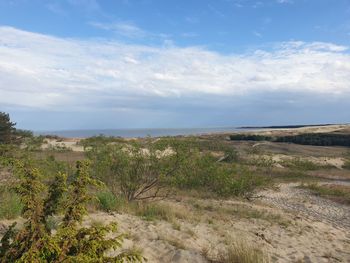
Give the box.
[35,124,350,141]
[34,124,350,139]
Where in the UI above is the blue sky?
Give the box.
[0,0,350,130]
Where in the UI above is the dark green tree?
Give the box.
[0,112,16,144]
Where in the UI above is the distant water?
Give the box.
[36,127,245,138]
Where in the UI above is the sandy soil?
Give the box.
[41,138,84,152]
[252,124,349,137]
[1,181,349,262]
[257,154,346,169]
[79,181,350,263]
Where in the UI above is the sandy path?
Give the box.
[259,182,350,230]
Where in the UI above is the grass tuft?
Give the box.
[135,203,175,221]
[96,190,118,212]
[215,240,269,263]
[0,188,23,219]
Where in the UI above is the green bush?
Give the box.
[79,135,125,149]
[97,190,118,212]
[0,188,23,219]
[172,151,217,189]
[0,161,144,262]
[195,139,238,162]
[87,138,192,201]
[173,152,266,197]
[87,137,263,200]
[210,165,266,197]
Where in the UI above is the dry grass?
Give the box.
[204,239,269,263]
[157,233,186,250]
[190,200,290,227]
[127,201,191,223]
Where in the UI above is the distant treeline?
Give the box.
[230,133,350,147]
[240,124,334,129]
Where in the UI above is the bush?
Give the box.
[0,161,144,262]
[87,138,191,201]
[0,188,23,219]
[97,190,118,212]
[79,135,125,149]
[87,137,263,200]
[173,151,266,197]
[210,166,266,197]
[172,151,218,190]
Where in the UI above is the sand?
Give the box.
[78,181,350,262]
[41,138,84,152]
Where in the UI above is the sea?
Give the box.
[35,127,248,138]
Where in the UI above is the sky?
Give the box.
[0,0,350,130]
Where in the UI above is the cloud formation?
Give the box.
[89,21,148,38]
[276,0,293,4]
[0,26,350,113]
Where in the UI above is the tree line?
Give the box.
[230,133,350,147]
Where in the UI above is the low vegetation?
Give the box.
[87,138,192,201]
[281,157,321,171]
[2,112,349,262]
[79,135,125,149]
[86,137,265,200]
[96,190,119,212]
[174,156,267,197]
[0,187,23,220]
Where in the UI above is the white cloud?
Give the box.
[181,32,199,38]
[0,26,350,110]
[277,0,293,3]
[90,21,147,38]
[253,31,262,38]
[46,2,67,15]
